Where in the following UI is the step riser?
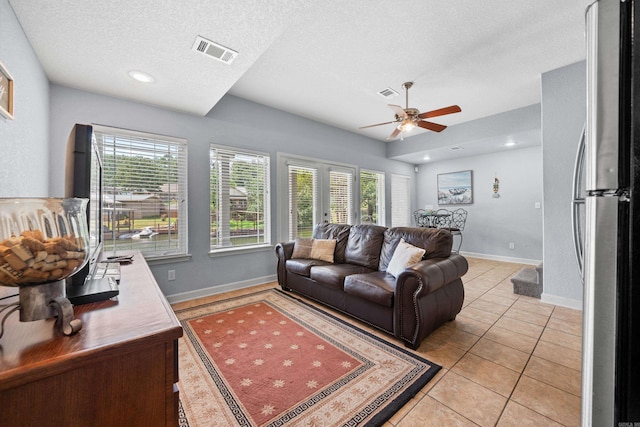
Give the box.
[511,267,542,298]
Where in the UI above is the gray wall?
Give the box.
[48,86,415,298]
[541,61,585,308]
[0,0,50,197]
[416,146,543,261]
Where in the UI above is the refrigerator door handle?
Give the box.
[572,124,586,280]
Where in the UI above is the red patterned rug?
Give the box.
[174,289,440,426]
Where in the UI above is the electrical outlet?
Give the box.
[168,270,176,281]
[509,243,515,249]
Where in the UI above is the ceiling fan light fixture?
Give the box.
[398,121,416,132]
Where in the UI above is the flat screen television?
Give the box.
[64,124,117,303]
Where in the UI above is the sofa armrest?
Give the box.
[275,241,295,289]
[400,254,468,296]
[394,254,468,348]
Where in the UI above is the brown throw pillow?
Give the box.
[310,238,337,263]
[292,237,313,259]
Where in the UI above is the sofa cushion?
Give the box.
[344,271,395,307]
[313,223,351,263]
[386,238,426,277]
[344,224,387,270]
[309,264,375,290]
[379,227,453,271]
[286,258,331,277]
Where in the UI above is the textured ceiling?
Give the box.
[9,0,593,159]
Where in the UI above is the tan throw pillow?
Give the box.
[310,238,337,263]
[386,238,426,277]
[292,237,313,259]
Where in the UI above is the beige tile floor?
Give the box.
[172,257,583,427]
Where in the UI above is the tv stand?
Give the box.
[0,251,183,427]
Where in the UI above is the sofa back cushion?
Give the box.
[379,227,453,271]
[344,224,387,270]
[312,223,351,263]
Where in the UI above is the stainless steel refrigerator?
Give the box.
[580,0,640,424]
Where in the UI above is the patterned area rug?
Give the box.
[174,289,440,426]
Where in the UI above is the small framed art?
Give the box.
[0,61,14,120]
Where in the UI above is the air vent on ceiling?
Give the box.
[378,87,399,99]
[192,36,238,65]
[449,146,464,151]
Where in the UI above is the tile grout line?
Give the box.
[421,266,523,426]
[436,264,578,426]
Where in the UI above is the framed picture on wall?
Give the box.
[437,170,473,205]
[0,61,14,120]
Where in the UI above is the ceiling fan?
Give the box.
[360,82,461,141]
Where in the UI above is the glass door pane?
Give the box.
[288,165,317,240]
[329,169,353,225]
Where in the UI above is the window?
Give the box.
[391,174,410,227]
[94,125,188,258]
[210,145,270,251]
[360,170,385,225]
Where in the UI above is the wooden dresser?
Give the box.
[0,252,183,427]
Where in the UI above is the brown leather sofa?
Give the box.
[275,223,468,349]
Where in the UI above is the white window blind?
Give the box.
[329,169,353,225]
[288,165,317,240]
[94,125,188,258]
[391,174,410,227]
[360,170,385,225]
[210,145,270,251]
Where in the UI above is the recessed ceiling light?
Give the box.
[505,141,517,147]
[128,70,155,83]
[423,155,431,161]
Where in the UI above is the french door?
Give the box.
[280,156,355,240]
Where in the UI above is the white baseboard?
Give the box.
[541,293,583,311]
[166,274,277,304]
[461,251,541,265]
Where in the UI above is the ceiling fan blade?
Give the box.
[386,127,402,141]
[359,121,395,130]
[418,105,461,119]
[388,104,407,118]
[417,120,447,133]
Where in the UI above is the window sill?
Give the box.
[145,253,193,265]
[209,244,273,258]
